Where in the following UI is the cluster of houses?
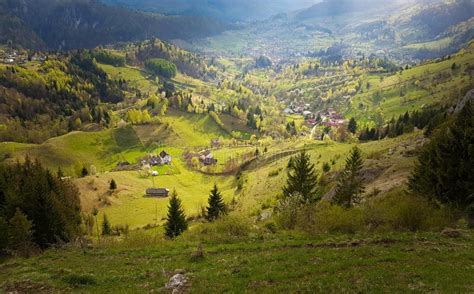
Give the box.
[185,149,218,166]
[284,104,347,128]
[199,150,218,166]
[141,151,172,167]
[318,108,347,127]
[0,50,46,64]
[283,103,312,116]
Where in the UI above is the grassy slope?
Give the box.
[348,42,474,123]
[240,133,419,215]
[0,125,421,229]
[0,232,472,293]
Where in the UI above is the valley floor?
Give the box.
[0,231,473,293]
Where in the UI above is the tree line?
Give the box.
[0,158,82,255]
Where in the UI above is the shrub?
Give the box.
[362,191,451,232]
[296,201,364,234]
[274,193,304,229]
[101,214,112,236]
[189,215,252,242]
[284,190,453,235]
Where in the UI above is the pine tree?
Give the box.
[348,118,357,134]
[102,214,111,236]
[409,101,473,212]
[206,184,226,222]
[283,151,319,203]
[333,146,365,208]
[109,179,117,191]
[81,166,89,177]
[8,208,34,255]
[164,190,188,238]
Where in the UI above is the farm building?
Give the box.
[145,188,169,198]
[148,150,172,166]
[199,150,217,166]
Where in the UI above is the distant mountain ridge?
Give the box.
[101,0,317,22]
[0,0,227,50]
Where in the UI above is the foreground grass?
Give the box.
[0,231,473,293]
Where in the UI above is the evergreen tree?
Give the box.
[81,166,89,177]
[333,146,365,208]
[102,214,111,236]
[8,208,34,255]
[322,162,331,173]
[0,159,81,249]
[409,102,473,212]
[348,118,357,134]
[164,190,188,238]
[109,179,117,191]
[283,151,319,203]
[206,184,227,222]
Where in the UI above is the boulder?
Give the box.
[165,273,187,292]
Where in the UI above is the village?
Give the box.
[284,103,348,128]
[0,48,46,64]
[114,146,221,198]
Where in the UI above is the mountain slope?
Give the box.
[101,0,316,22]
[0,0,227,50]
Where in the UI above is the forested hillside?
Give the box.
[0,51,123,143]
[102,0,314,21]
[0,0,226,50]
[0,1,473,292]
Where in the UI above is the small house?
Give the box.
[149,156,163,166]
[159,151,172,164]
[145,188,169,198]
[199,149,217,166]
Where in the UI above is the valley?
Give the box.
[0,0,473,293]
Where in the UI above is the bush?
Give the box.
[189,215,252,242]
[363,191,450,232]
[274,193,305,229]
[296,201,364,234]
[282,190,453,235]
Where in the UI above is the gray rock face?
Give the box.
[453,89,474,114]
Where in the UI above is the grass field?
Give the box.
[1,231,472,293]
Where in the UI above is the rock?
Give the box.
[453,89,474,114]
[165,273,187,292]
[388,148,395,156]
